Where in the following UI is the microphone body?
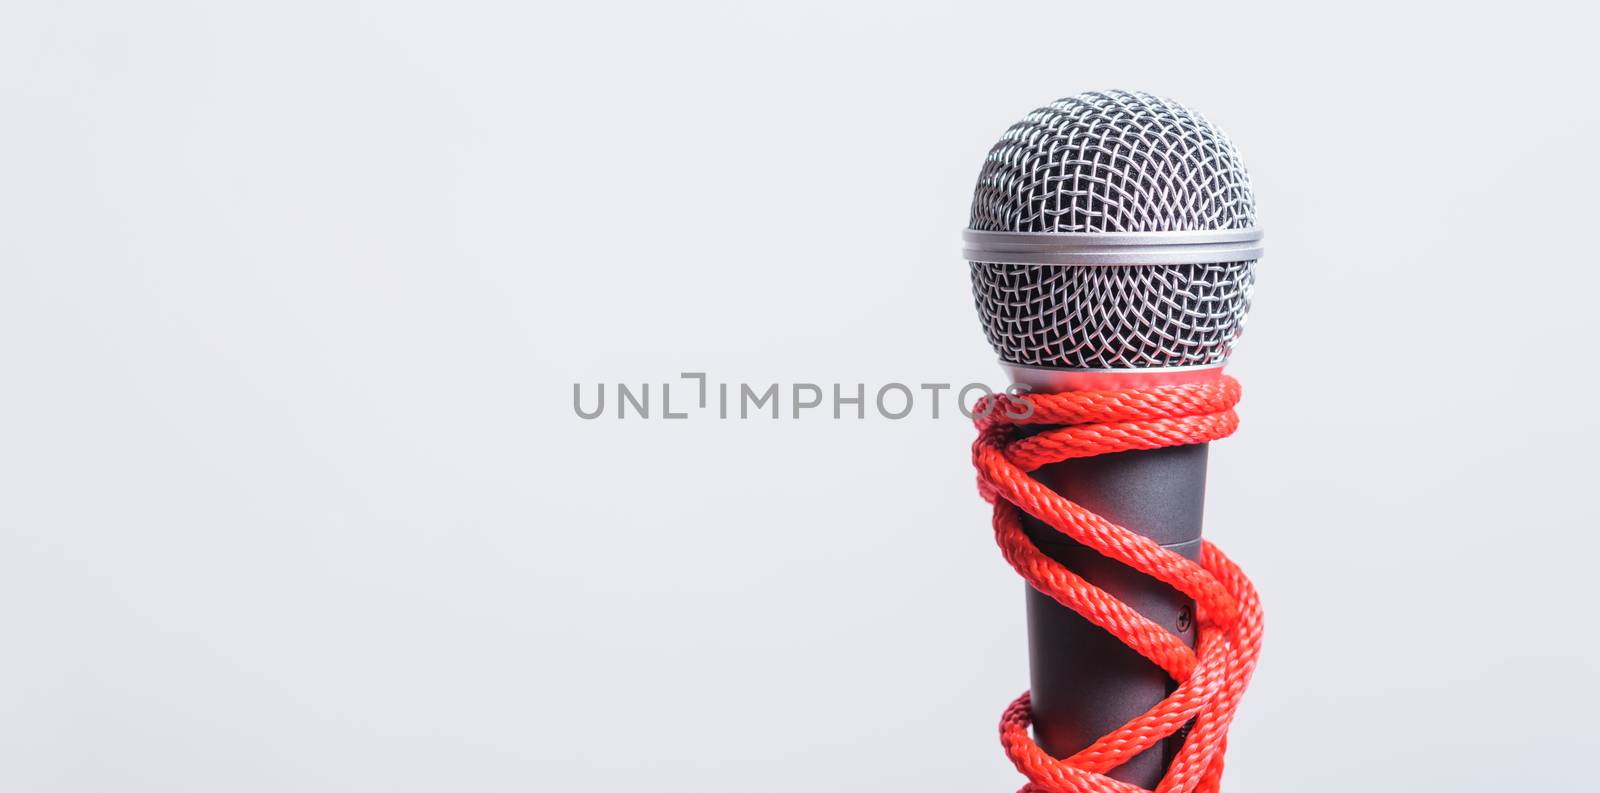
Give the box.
[1022,422,1206,784]
[1007,366,1218,786]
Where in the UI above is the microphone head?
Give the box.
[967,90,1259,371]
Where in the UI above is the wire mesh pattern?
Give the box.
[969,90,1258,369]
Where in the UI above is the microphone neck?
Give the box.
[1003,362,1227,394]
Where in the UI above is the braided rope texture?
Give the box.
[972,377,1262,793]
[968,90,1257,369]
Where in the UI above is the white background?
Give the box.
[3,2,1597,791]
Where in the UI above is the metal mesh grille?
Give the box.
[969,90,1258,369]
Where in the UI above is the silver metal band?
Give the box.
[963,228,1264,266]
[1003,362,1226,393]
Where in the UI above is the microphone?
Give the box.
[963,90,1263,790]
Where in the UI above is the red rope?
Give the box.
[972,376,1263,793]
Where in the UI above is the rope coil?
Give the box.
[972,377,1263,793]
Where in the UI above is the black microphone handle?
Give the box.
[1019,439,1207,788]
